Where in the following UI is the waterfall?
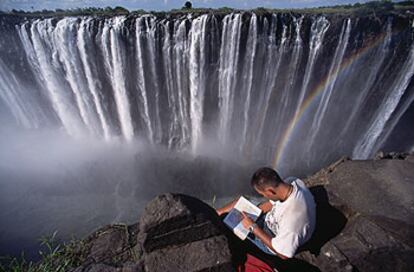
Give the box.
[239,14,258,151]
[255,16,287,149]
[1,12,413,174]
[78,18,113,140]
[353,42,414,159]
[160,20,177,148]
[307,18,351,150]
[24,19,86,136]
[136,16,154,143]
[218,13,243,145]
[174,18,191,149]
[189,14,208,152]
[294,17,330,120]
[146,16,163,144]
[340,19,393,138]
[274,16,305,140]
[0,58,33,128]
[107,17,134,141]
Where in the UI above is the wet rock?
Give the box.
[374,151,414,160]
[326,159,414,222]
[67,224,141,272]
[138,193,234,272]
[59,194,234,272]
[143,236,232,271]
[298,155,414,272]
[138,194,223,251]
[83,263,118,272]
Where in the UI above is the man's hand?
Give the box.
[216,197,241,216]
[241,212,254,230]
[241,212,289,260]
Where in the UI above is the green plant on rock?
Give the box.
[0,253,36,272]
[210,194,217,208]
[0,232,83,272]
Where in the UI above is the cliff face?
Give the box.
[0,10,413,174]
[299,153,414,271]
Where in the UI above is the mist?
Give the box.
[0,124,262,259]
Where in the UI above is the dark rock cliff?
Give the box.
[36,153,414,272]
[297,153,414,271]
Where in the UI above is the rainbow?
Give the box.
[272,24,390,169]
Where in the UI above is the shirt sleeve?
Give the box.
[271,231,300,258]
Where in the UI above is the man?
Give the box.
[216,167,316,259]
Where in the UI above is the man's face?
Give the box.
[254,185,278,201]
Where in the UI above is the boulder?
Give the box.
[138,193,234,272]
[67,223,142,272]
[326,159,414,222]
[297,154,414,272]
[65,194,235,272]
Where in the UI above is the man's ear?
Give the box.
[266,187,277,196]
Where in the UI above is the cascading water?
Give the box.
[3,12,413,173]
[0,11,413,258]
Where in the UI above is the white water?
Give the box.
[255,18,287,148]
[294,17,330,120]
[353,42,414,159]
[218,13,242,144]
[136,16,154,143]
[0,59,34,128]
[101,17,134,140]
[274,16,304,138]
[1,13,412,174]
[78,18,113,140]
[25,20,85,136]
[340,20,392,137]
[189,15,208,152]
[240,14,258,150]
[146,16,163,144]
[307,18,352,149]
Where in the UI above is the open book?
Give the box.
[223,196,262,240]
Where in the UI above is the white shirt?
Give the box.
[264,178,316,258]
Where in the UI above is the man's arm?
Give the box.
[241,212,289,260]
[251,225,289,260]
[216,197,240,216]
[258,200,273,213]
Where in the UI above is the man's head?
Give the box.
[251,167,284,201]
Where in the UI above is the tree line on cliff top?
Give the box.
[0,1,413,18]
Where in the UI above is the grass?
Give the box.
[0,232,83,272]
[210,194,217,208]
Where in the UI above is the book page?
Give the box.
[223,196,262,240]
[233,196,261,220]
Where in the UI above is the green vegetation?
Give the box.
[167,7,238,16]
[254,0,413,15]
[2,6,130,17]
[210,194,217,208]
[1,1,413,18]
[290,0,397,14]
[0,232,83,272]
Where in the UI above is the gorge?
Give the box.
[0,7,413,260]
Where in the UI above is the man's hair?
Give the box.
[251,167,283,189]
